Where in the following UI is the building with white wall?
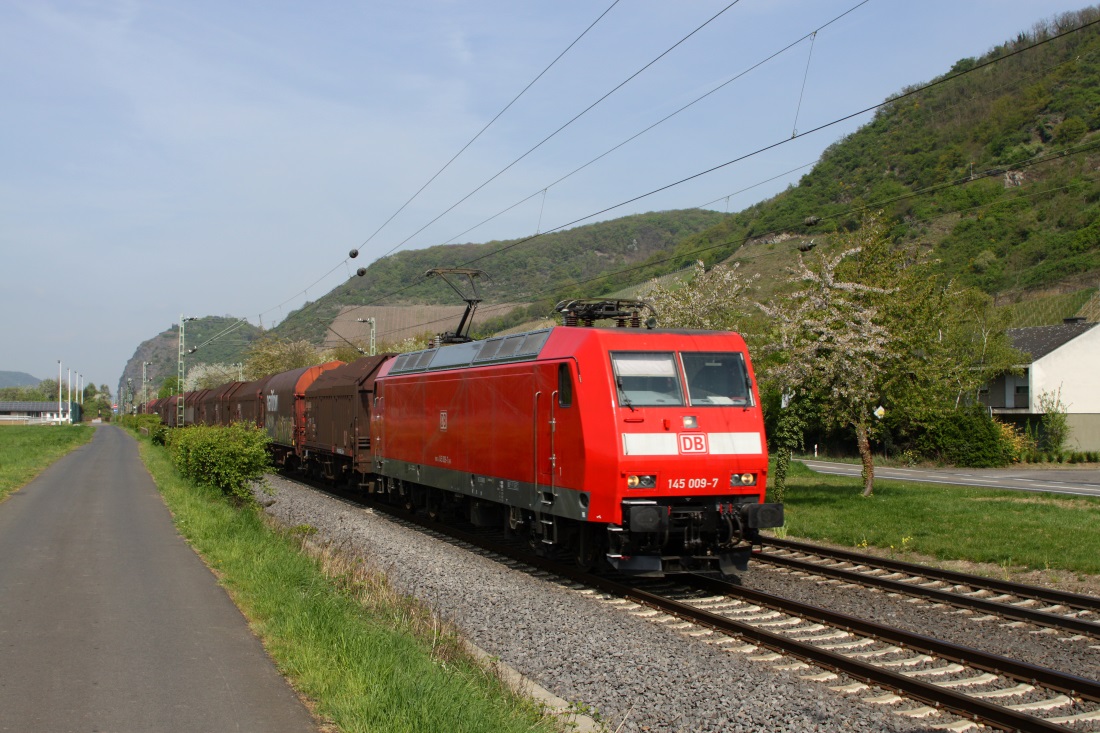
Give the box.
[980,318,1100,451]
[0,401,79,425]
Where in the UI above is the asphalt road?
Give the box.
[0,426,318,733]
[801,459,1100,498]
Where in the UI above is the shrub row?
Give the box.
[165,424,272,505]
[116,413,162,433]
[1022,450,1100,464]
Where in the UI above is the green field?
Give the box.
[131,434,561,733]
[772,461,1100,575]
[0,425,94,501]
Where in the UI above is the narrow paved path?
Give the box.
[0,426,318,733]
[802,459,1100,497]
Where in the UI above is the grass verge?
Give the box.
[770,460,1100,575]
[0,425,94,502]
[131,433,561,733]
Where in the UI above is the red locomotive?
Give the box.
[164,299,781,576]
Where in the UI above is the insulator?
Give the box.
[565,313,578,327]
[615,317,626,328]
[583,317,595,327]
[631,312,641,328]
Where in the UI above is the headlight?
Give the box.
[731,473,757,486]
[627,475,656,488]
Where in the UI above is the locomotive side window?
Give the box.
[558,362,573,408]
[610,352,684,407]
[680,352,752,406]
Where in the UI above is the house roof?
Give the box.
[1008,320,1098,362]
[0,401,70,411]
[0,401,74,414]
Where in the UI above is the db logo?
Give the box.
[678,434,708,454]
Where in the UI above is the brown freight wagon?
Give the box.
[231,374,277,429]
[158,395,180,426]
[183,389,211,426]
[261,362,344,467]
[301,355,392,485]
[198,381,246,426]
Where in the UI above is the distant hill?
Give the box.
[273,209,725,343]
[117,316,263,407]
[0,371,41,389]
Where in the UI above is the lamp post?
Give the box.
[57,360,62,424]
[356,317,376,356]
[142,362,152,412]
[177,315,198,427]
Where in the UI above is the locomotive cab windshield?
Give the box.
[682,352,752,407]
[611,351,684,406]
[611,350,752,408]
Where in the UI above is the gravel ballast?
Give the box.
[260,476,954,733]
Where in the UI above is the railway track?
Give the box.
[754,537,1100,639]
[336,488,1100,732]
[640,574,1100,732]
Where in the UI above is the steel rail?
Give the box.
[682,574,1100,703]
[753,551,1100,637]
[761,537,1100,613]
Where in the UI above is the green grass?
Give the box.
[0,425,94,501]
[770,460,1100,574]
[132,435,560,733]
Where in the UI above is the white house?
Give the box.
[980,318,1100,451]
[0,401,78,424]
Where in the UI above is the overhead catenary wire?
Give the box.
[792,31,817,138]
[371,0,748,263]
[356,0,622,253]
[436,0,872,248]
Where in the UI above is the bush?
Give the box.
[913,407,1015,467]
[1037,389,1070,454]
[117,413,162,433]
[167,424,272,505]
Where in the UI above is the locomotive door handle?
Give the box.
[549,390,558,498]
[532,391,542,497]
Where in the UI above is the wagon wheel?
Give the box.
[504,506,524,537]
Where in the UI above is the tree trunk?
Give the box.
[855,421,875,497]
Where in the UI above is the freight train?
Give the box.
[149,300,782,576]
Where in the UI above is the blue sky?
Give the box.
[0,0,1092,392]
